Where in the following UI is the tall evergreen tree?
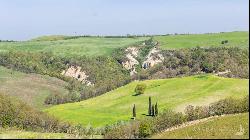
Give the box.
[152,104,155,117]
[148,96,152,115]
[155,102,158,116]
[133,104,136,119]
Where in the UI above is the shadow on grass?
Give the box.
[141,113,152,116]
[132,93,142,96]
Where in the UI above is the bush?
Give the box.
[184,105,210,121]
[134,83,147,95]
[104,121,140,139]
[209,96,249,115]
[139,121,152,138]
[152,110,186,133]
[184,105,195,121]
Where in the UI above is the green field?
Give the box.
[0,32,248,58]
[0,37,148,57]
[0,129,76,139]
[45,74,249,127]
[152,113,249,139]
[155,31,249,49]
[0,66,68,109]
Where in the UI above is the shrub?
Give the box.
[104,121,140,139]
[152,110,186,133]
[134,83,147,95]
[139,121,152,138]
[194,106,210,119]
[184,105,210,121]
[209,96,249,115]
[184,105,195,121]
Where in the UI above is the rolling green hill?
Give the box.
[0,37,148,57]
[151,113,249,139]
[155,31,249,49]
[45,74,249,127]
[0,66,69,109]
[0,31,248,58]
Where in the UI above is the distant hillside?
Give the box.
[151,113,249,139]
[0,36,149,57]
[0,31,248,57]
[155,31,249,49]
[45,75,249,127]
[0,66,69,109]
[31,35,76,41]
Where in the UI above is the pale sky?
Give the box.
[0,0,249,40]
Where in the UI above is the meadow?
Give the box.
[0,31,248,58]
[151,113,249,139]
[0,37,148,57]
[45,74,249,127]
[155,31,249,49]
[0,66,68,109]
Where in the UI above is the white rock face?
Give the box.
[122,45,164,75]
[61,65,94,86]
[122,47,139,76]
[126,47,139,56]
[215,70,231,76]
[142,47,164,69]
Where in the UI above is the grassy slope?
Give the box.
[0,66,69,109]
[45,74,249,127]
[151,113,249,139]
[0,129,76,139]
[0,37,148,57]
[155,31,249,49]
[1,31,247,57]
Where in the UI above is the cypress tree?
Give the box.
[133,104,136,119]
[148,96,152,115]
[152,104,155,117]
[155,102,158,116]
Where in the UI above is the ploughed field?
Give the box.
[45,74,249,127]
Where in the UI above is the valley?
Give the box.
[0,31,249,139]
